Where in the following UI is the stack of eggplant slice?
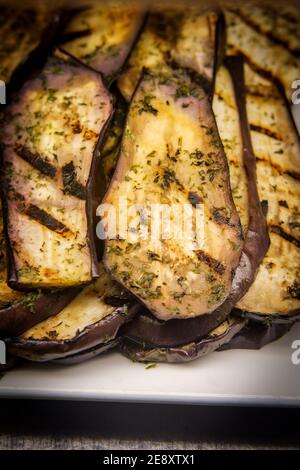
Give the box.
[0,6,143,365]
[0,3,299,369]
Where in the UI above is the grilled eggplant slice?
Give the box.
[234,66,300,322]
[121,56,268,357]
[228,4,300,56]
[219,321,293,351]
[59,5,145,82]
[118,9,224,101]
[120,317,246,363]
[225,8,300,101]
[0,199,79,336]
[104,70,243,321]
[1,50,113,290]
[7,264,139,362]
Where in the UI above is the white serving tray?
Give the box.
[0,323,299,406]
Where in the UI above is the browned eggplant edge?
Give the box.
[120,318,246,363]
[1,49,114,290]
[6,303,140,362]
[218,320,294,351]
[0,288,79,337]
[121,55,269,351]
[51,338,120,365]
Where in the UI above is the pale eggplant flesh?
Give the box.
[121,56,269,353]
[120,317,246,363]
[7,263,139,362]
[104,69,243,321]
[225,7,300,102]
[1,50,113,290]
[234,65,300,323]
[118,9,224,102]
[59,5,145,82]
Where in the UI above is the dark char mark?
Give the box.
[15,145,57,178]
[195,250,225,275]
[250,124,283,141]
[256,156,300,181]
[231,9,300,57]
[270,224,300,248]
[62,161,86,200]
[59,28,92,45]
[26,204,71,236]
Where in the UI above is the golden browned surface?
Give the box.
[104,72,242,320]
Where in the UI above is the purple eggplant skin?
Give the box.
[52,338,120,365]
[233,309,300,325]
[3,9,70,98]
[121,56,269,351]
[120,318,246,364]
[0,352,21,373]
[218,321,293,351]
[7,304,140,363]
[1,49,113,290]
[0,288,79,337]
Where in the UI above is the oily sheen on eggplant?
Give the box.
[120,56,269,357]
[233,65,300,323]
[7,264,139,362]
[104,70,243,321]
[118,9,224,102]
[1,50,113,290]
[59,5,145,82]
[120,317,246,363]
[225,6,300,102]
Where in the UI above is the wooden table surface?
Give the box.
[0,400,300,449]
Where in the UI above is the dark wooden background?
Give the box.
[0,400,300,449]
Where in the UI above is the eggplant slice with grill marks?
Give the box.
[59,5,145,83]
[104,69,243,321]
[1,50,113,290]
[225,7,300,102]
[120,317,246,363]
[233,65,300,323]
[120,56,269,359]
[117,9,224,102]
[0,199,79,337]
[7,263,139,362]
